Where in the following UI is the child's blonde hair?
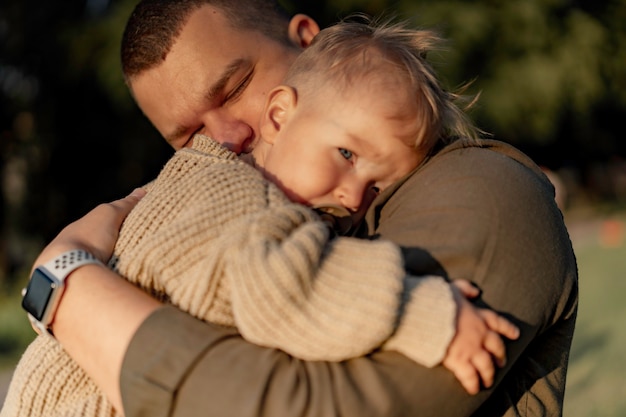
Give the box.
[284,14,483,151]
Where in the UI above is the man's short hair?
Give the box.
[121,0,291,81]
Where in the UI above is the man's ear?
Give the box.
[260,85,297,144]
[287,14,320,48]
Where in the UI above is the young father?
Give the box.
[29,1,578,416]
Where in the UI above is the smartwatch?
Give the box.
[22,249,103,335]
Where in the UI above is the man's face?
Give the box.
[129,5,301,153]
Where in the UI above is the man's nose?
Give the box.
[203,111,253,154]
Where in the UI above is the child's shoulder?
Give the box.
[183,134,238,160]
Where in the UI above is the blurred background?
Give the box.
[1,0,625,415]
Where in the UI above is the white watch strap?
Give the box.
[40,249,103,282]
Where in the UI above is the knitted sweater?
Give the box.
[2,135,456,417]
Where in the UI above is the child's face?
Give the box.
[258,75,424,214]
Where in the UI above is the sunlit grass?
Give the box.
[564,226,626,417]
[0,291,35,369]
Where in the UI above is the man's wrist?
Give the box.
[22,249,104,336]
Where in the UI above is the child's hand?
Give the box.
[442,283,520,395]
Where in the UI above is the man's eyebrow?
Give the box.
[206,58,248,101]
[164,58,249,144]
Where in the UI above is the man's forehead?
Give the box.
[174,5,262,56]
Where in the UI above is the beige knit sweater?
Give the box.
[2,135,456,417]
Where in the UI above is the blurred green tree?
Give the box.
[397,0,626,172]
[1,0,625,288]
[0,0,171,287]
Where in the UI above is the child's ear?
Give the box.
[260,85,297,145]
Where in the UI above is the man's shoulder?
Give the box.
[429,138,543,176]
[374,137,556,225]
[406,138,549,194]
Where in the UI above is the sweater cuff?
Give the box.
[382,275,456,367]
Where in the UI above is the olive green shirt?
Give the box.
[121,138,578,417]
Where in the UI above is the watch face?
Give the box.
[22,269,57,322]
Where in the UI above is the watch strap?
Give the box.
[25,250,103,337]
[40,249,103,282]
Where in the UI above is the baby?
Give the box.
[4,16,517,417]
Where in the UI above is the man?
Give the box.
[121,0,320,153]
[27,1,578,416]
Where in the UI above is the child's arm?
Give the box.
[443,282,520,394]
[226,201,458,363]
[111,145,451,364]
[228,198,517,378]
[383,278,520,394]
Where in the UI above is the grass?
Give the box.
[1,211,625,414]
[0,290,35,370]
[563,217,626,417]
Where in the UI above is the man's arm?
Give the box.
[39,189,159,412]
[41,191,484,417]
[44,139,577,417]
[122,306,489,417]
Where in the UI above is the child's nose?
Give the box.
[336,184,365,212]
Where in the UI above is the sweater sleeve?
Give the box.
[225,199,456,365]
[115,136,456,367]
[383,275,456,367]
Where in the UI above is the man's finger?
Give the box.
[110,188,146,211]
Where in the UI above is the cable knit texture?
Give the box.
[1,135,456,417]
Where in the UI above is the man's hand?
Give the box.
[32,188,146,268]
[443,281,520,394]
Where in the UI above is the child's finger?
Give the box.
[450,360,480,395]
[452,279,480,299]
[471,350,496,389]
[481,309,520,340]
[483,330,507,368]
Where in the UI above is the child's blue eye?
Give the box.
[339,148,353,160]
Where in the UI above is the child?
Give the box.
[3,16,517,417]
